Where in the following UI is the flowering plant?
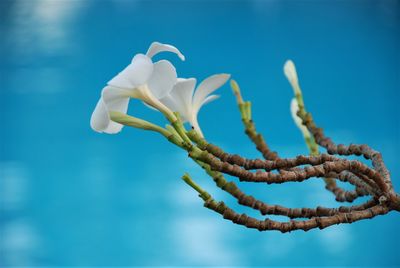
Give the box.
[91,42,400,232]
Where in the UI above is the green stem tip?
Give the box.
[181,173,211,201]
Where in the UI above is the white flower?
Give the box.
[160,74,230,137]
[290,98,311,138]
[90,42,185,134]
[283,60,301,95]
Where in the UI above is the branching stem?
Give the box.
[119,79,399,232]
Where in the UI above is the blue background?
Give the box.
[1,0,399,266]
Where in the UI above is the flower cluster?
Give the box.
[90,42,399,232]
[90,42,230,137]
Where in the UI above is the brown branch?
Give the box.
[188,130,372,202]
[207,200,389,233]
[205,155,381,189]
[242,119,279,161]
[231,80,351,202]
[176,72,400,232]
[298,110,395,205]
[194,162,378,218]
[182,173,390,233]
[187,135,382,198]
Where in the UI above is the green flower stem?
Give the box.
[175,132,242,212]
[128,113,224,207]
[165,124,182,141]
[305,136,319,156]
[231,80,249,121]
[167,112,193,147]
[245,101,252,121]
[230,80,278,161]
[154,108,192,148]
[165,127,186,148]
[110,111,169,136]
[181,173,211,202]
[110,111,184,147]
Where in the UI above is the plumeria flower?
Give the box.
[160,74,230,137]
[90,42,185,134]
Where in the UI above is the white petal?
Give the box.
[201,94,220,106]
[90,98,110,132]
[96,86,131,134]
[167,78,196,121]
[103,119,125,134]
[146,42,185,61]
[284,60,298,85]
[90,97,127,134]
[108,54,153,89]
[192,74,230,111]
[147,60,177,99]
[159,94,188,120]
[190,95,220,121]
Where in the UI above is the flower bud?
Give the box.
[284,60,301,95]
[290,98,311,138]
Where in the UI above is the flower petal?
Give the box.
[192,74,230,111]
[108,54,153,89]
[165,78,196,121]
[190,95,220,121]
[90,86,131,134]
[201,94,220,106]
[146,42,185,61]
[147,60,177,99]
[159,94,185,118]
[104,118,125,134]
[90,98,127,134]
[90,98,110,132]
[102,86,131,108]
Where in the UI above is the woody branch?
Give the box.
[91,43,399,232]
[177,69,399,232]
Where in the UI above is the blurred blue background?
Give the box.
[1,0,399,266]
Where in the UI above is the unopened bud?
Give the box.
[284,60,301,95]
[290,98,311,138]
[230,79,244,104]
